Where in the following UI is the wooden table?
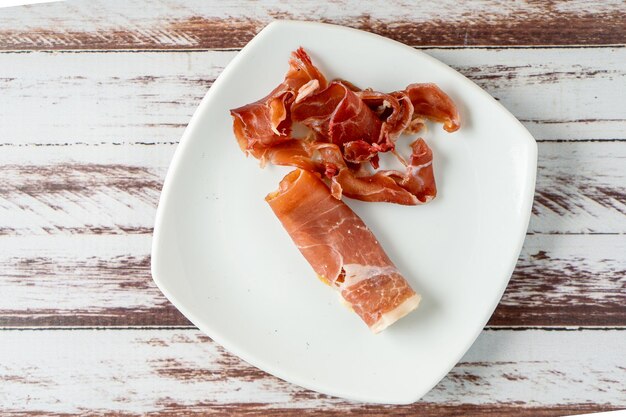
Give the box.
[1,1,624,415]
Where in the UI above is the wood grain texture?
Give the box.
[1,2,625,415]
[1,141,623,237]
[0,329,623,414]
[531,142,626,234]
[1,48,625,143]
[0,233,623,327]
[0,235,182,326]
[1,0,626,50]
[492,234,626,327]
[17,405,615,417]
[0,47,624,326]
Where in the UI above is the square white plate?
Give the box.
[152,21,537,404]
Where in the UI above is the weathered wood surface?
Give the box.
[1,142,623,236]
[1,48,625,143]
[1,1,625,414]
[1,0,625,50]
[0,329,623,416]
[1,233,624,327]
[0,47,623,329]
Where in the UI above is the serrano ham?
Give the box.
[230,47,327,159]
[229,48,462,332]
[291,82,383,157]
[266,170,421,332]
[403,83,460,133]
[230,47,458,206]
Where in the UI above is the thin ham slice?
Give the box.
[230,48,327,159]
[266,169,421,332]
[291,82,382,152]
[230,47,459,206]
[260,138,437,205]
[356,90,414,148]
[403,83,460,133]
[377,138,437,204]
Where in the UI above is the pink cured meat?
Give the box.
[230,47,460,205]
[316,137,438,205]
[266,169,420,332]
[230,47,327,158]
[291,81,383,163]
[263,138,437,205]
[403,83,460,133]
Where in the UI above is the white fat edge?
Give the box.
[324,263,402,312]
[339,264,400,290]
[336,291,353,311]
[370,293,421,334]
[295,79,320,103]
[269,92,293,135]
[409,160,432,173]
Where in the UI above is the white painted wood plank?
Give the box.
[0,233,622,326]
[0,51,230,143]
[0,145,173,235]
[0,234,158,315]
[532,142,626,234]
[426,47,626,140]
[0,141,623,236]
[0,0,623,48]
[3,0,622,34]
[0,48,624,144]
[0,329,623,413]
[493,233,626,326]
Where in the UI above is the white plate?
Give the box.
[151,21,537,404]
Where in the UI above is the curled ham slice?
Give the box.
[230,48,327,158]
[261,138,436,204]
[230,47,460,206]
[403,83,460,133]
[292,81,383,157]
[356,90,414,148]
[266,169,421,332]
[334,138,436,205]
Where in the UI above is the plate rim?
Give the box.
[151,19,538,404]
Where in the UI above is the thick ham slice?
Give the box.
[266,169,421,332]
